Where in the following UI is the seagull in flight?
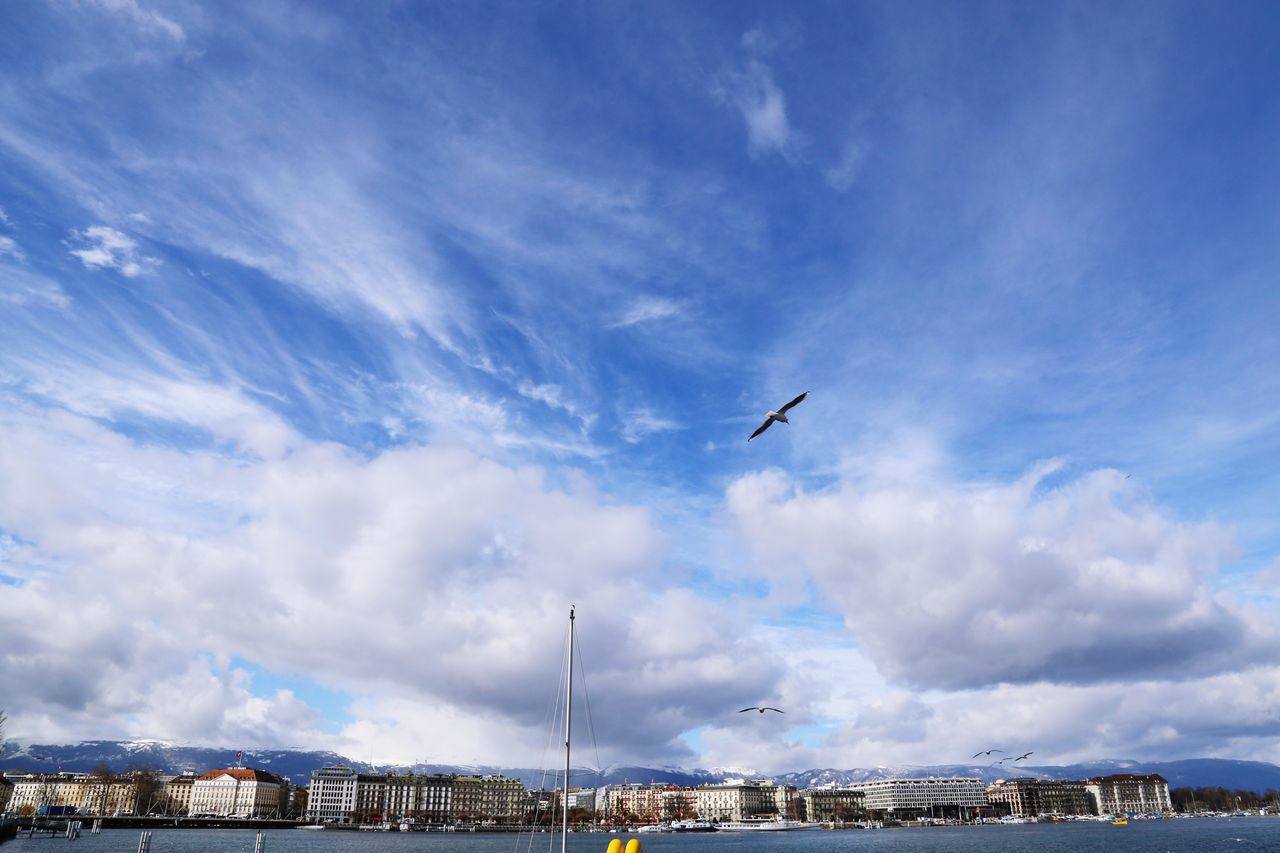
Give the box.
[748,392,810,442]
[1013,751,1034,761]
[972,749,1004,758]
[739,706,785,714]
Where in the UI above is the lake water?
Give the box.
[7,819,1280,852]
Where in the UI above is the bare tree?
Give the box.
[130,768,163,816]
[89,763,119,815]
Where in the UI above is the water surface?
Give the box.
[8,819,1280,852]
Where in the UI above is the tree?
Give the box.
[0,709,6,748]
[130,768,163,816]
[89,764,119,815]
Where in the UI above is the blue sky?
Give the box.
[2,0,1279,773]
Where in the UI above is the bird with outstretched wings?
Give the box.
[738,706,785,714]
[748,391,810,442]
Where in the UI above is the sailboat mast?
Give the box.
[563,605,575,853]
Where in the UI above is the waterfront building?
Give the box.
[189,768,282,818]
[353,773,386,822]
[384,773,452,823]
[602,784,667,823]
[158,774,194,816]
[288,785,308,820]
[660,786,698,821]
[852,777,987,818]
[694,779,783,822]
[799,787,866,822]
[0,776,13,812]
[305,766,358,824]
[8,772,137,815]
[1085,773,1172,815]
[986,778,1094,816]
[565,787,596,814]
[464,775,524,822]
[82,773,139,815]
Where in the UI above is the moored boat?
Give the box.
[716,817,822,831]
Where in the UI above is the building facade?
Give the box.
[1085,774,1172,815]
[189,769,282,818]
[694,780,783,822]
[384,774,453,823]
[853,778,987,818]
[158,774,194,816]
[602,784,666,823]
[986,778,1094,816]
[306,766,358,824]
[7,772,138,815]
[800,787,866,822]
[352,774,386,822]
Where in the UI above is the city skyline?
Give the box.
[2,2,1280,773]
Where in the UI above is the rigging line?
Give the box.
[573,627,605,788]
[516,622,571,853]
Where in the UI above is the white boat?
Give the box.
[716,817,822,831]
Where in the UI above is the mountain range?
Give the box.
[3,741,1278,793]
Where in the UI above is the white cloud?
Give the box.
[620,408,681,444]
[83,0,185,43]
[515,380,595,432]
[720,58,795,160]
[609,297,685,329]
[727,461,1271,690]
[0,266,69,309]
[68,224,160,277]
[824,139,868,191]
[0,403,778,765]
[0,235,26,262]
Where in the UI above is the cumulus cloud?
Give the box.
[0,404,777,765]
[727,462,1271,690]
[818,667,1280,768]
[68,225,160,277]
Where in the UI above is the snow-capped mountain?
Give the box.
[3,741,1279,793]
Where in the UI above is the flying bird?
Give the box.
[972,749,1004,758]
[739,706,785,714]
[748,391,810,442]
[1014,752,1034,761]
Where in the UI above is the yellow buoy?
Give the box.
[606,840,624,853]
[624,840,643,853]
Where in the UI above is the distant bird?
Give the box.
[739,706,785,714]
[748,392,809,442]
[972,749,1004,758]
[1014,752,1034,762]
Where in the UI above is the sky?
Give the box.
[2,0,1280,775]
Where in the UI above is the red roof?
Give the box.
[198,768,282,784]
